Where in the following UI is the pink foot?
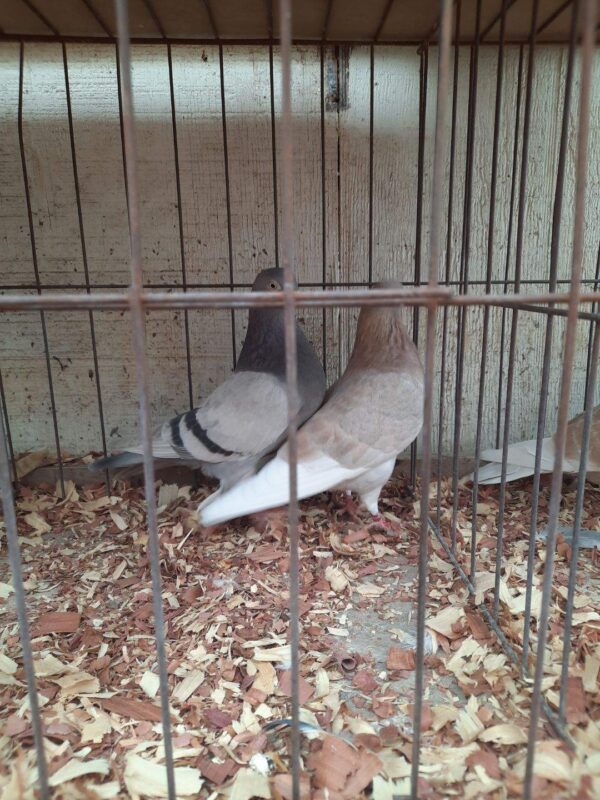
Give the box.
[370,514,395,532]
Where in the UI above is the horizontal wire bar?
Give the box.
[513,301,599,322]
[1,288,599,312]
[3,278,598,291]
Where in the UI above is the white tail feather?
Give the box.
[199,453,362,526]
[474,436,555,485]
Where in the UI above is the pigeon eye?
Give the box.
[269,281,280,290]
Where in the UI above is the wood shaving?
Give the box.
[0,468,598,798]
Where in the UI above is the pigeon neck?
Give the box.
[236,308,287,375]
[350,309,414,369]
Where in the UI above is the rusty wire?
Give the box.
[524,0,597,792]
[114,0,176,796]
[410,0,453,794]
[1,287,600,312]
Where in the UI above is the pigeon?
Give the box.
[473,404,600,485]
[198,282,424,526]
[89,268,326,490]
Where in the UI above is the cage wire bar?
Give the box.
[411,0,452,793]
[278,0,303,796]
[450,0,482,557]
[522,0,580,673]
[0,0,598,798]
[2,287,600,313]
[435,0,461,532]
[494,0,540,621]
[495,42,524,449]
[115,1,177,797]
[559,317,599,723]
[0,414,49,800]
[470,0,508,583]
[411,42,428,490]
[524,0,596,792]
[583,247,600,397]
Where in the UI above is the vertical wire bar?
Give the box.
[218,43,237,369]
[524,1,596,791]
[278,2,301,797]
[0,368,17,483]
[320,43,327,381]
[0,414,49,798]
[583,246,600,410]
[470,0,508,580]
[368,42,375,286]
[435,0,461,530]
[62,43,110,491]
[411,44,428,489]
[266,0,280,269]
[269,43,280,269]
[493,0,540,620]
[495,46,524,448]
[167,43,194,410]
[114,3,176,798]
[411,0,452,795]
[17,42,65,497]
[558,320,599,721]
[450,0,481,551]
[335,47,343,365]
[521,0,579,670]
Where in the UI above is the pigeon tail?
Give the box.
[88,440,185,472]
[198,453,362,526]
[88,452,145,472]
[473,436,555,485]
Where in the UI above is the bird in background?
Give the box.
[199,282,424,527]
[472,404,600,485]
[89,268,326,490]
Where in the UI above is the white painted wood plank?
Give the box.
[1,43,598,460]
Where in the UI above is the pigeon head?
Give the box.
[252,268,286,293]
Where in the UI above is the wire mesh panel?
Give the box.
[0,1,599,799]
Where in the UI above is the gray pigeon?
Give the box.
[90,268,326,490]
[198,282,424,526]
[473,405,600,485]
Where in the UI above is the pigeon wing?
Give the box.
[168,371,289,464]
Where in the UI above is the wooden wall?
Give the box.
[0,42,598,460]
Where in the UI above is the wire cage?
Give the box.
[0,0,598,798]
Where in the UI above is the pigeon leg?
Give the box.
[359,480,397,533]
[335,490,363,521]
